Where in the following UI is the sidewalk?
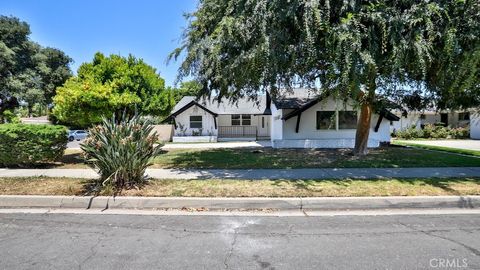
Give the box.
[0,167,479,180]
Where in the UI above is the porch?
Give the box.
[218,126,270,141]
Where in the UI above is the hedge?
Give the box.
[0,124,68,167]
[392,124,470,140]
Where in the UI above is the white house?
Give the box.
[166,89,399,148]
[391,110,471,132]
[470,111,480,139]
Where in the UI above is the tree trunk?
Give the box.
[353,101,373,155]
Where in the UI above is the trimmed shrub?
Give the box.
[81,114,163,190]
[0,124,68,167]
[393,124,470,140]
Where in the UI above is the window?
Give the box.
[459,112,470,121]
[242,114,251,125]
[339,111,357,129]
[316,111,336,130]
[189,116,202,128]
[231,115,241,126]
[231,114,251,126]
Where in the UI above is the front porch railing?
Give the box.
[218,126,257,138]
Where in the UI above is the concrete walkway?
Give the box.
[0,167,479,180]
[161,140,271,149]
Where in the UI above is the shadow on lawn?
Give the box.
[156,147,358,169]
[271,177,480,195]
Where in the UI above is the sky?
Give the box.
[0,0,197,87]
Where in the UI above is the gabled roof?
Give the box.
[170,100,218,118]
[170,95,270,116]
[271,88,318,109]
[273,89,400,122]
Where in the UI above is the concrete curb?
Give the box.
[0,195,479,211]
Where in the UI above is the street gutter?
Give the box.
[0,195,479,211]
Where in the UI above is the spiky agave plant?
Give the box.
[81,113,163,190]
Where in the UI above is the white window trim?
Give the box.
[190,115,203,129]
[231,114,252,126]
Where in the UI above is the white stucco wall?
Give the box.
[392,111,469,132]
[281,98,358,140]
[173,105,217,136]
[272,97,392,148]
[391,113,422,131]
[471,112,480,139]
[271,103,283,140]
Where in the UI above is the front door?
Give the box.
[257,116,271,138]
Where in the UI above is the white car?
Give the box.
[68,130,89,141]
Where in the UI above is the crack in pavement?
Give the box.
[2,215,480,239]
[223,220,248,269]
[398,221,480,257]
[77,231,107,270]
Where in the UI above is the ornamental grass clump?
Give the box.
[81,114,162,190]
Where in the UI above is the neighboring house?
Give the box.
[166,89,399,148]
[167,95,271,142]
[391,110,471,132]
[20,116,51,125]
[470,111,480,139]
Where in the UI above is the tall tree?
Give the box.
[171,0,479,155]
[52,53,173,127]
[173,80,203,102]
[0,16,72,116]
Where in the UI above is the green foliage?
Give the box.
[172,80,203,102]
[0,124,67,167]
[2,110,20,124]
[172,0,479,108]
[81,114,163,190]
[393,124,469,140]
[0,16,72,113]
[53,53,173,128]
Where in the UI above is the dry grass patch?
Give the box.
[1,177,480,197]
[0,177,85,195]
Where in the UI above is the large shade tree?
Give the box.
[0,16,72,117]
[52,53,174,128]
[171,0,479,155]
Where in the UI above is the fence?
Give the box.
[218,126,257,138]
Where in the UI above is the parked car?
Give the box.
[68,130,89,141]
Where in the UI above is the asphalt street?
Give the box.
[0,212,479,269]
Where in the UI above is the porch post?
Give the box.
[295,112,302,133]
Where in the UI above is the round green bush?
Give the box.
[0,124,68,167]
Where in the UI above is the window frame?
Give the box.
[231,114,251,126]
[316,110,359,131]
[338,111,358,130]
[241,114,251,126]
[316,111,337,130]
[458,112,470,121]
[189,115,203,129]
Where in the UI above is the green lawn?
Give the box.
[392,140,480,157]
[57,146,480,169]
[152,146,480,169]
[1,177,480,197]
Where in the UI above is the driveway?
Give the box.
[67,139,83,149]
[162,140,272,149]
[399,139,480,151]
